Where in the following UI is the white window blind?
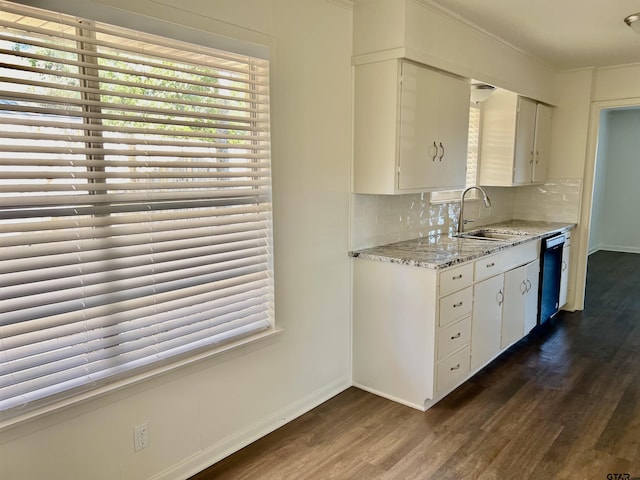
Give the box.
[0,0,273,421]
[465,104,481,189]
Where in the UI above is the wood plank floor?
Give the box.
[191,251,640,479]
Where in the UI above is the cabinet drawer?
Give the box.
[439,286,473,327]
[501,240,539,271]
[437,316,471,361]
[439,262,474,296]
[474,254,503,282]
[436,346,470,393]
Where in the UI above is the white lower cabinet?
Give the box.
[437,316,471,360]
[501,259,540,347]
[353,259,439,410]
[353,240,542,411]
[523,260,540,334]
[559,232,571,308]
[502,266,524,348]
[471,274,504,371]
[436,346,471,393]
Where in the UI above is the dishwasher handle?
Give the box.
[544,234,565,250]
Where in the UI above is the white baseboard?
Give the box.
[152,376,351,480]
[596,245,640,254]
[352,382,425,411]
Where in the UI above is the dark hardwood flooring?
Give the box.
[191,250,640,479]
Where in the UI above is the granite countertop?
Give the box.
[349,220,576,270]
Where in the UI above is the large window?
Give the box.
[0,0,273,423]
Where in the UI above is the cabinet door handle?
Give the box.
[526,279,532,292]
[452,301,463,308]
[530,149,534,164]
[450,363,461,371]
[438,142,445,162]
[521,280,527,295]
[535,150,540,164]
[432,141,438,162]
[496,289,504,306]
[452,274,463,280]
[451,332,461,340]
[562,260,567,272]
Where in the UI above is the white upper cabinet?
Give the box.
[532,102,552,183]
[353,59,470,194]
[478,89,553,187]
[512,97,537,185]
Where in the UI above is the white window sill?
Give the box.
[0,327,283,432]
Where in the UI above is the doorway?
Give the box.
[588,107,640,254]
[576,99,640,309]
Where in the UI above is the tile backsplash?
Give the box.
[351,187,512,249]
[512,178,582,223]
[351,178,582,250]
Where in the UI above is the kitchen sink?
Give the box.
[454,230,529,241]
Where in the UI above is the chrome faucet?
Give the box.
[457,186,492,233]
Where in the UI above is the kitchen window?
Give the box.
[0,0,273,424]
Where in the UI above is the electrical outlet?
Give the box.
[133,422,149,451]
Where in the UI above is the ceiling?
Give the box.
[430,0,640,70]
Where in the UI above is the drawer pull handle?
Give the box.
[486,262,495,268]
[452,274,463,280]
[450,363,461,371]
[452,301,463,308]
[451,332,461,340]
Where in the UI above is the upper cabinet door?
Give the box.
[353,59,469,194]
[532,103,552,183]
[513,97,537,185]
[478,89,553,187]
[398,61,469,191]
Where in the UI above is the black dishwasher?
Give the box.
[538,233,565,325]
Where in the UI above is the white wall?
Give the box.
[593,63,640,102]
[0,1,354,479]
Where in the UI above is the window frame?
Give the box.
[0,0,276,428]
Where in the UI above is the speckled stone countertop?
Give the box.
[349,220,576,270]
